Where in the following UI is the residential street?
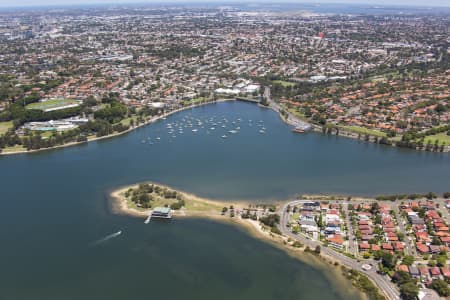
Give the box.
[279,200,400,300]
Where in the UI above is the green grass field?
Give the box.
[288,108,306,119]
[120,116,137,126]
[1,145,26,153]
[26,99,81,111]
[423,133,450,146]
[339,125,387,138]
[183,97,210,106]
[272,80,297,87]
[0,121,13,135]
[40,131,54,138]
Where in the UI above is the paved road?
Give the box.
[435,198,450,224]
[264,86,312,130]
[343,202,357,257]
[279,200,400,300]
[394,208,416,256]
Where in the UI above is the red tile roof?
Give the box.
[416,242,429,253]
[359,243,370,250]
[382,243,393,250]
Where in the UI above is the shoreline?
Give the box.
[272,103,450,154]
[2,96,448,156]
[0,98,235,156]
[109,182,383,300]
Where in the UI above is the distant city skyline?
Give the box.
[0,0,449,8]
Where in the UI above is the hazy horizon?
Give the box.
[0,0,449,8]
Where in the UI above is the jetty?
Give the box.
[144,214,151,224]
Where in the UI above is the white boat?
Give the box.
[192,129,198,132]
[229,130,238,134]
[221,135,227,138]
[259,130,265,134]
[156,137,161,140]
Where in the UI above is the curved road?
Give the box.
[279,201,400,300]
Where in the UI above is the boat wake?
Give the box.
[90,230,122,246]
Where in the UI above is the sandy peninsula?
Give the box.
[109,182,372,300]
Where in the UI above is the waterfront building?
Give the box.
[151,207,172,219]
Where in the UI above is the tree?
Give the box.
[432,236,442,246]
[429,279,450,297]
[392,271,413,285]
[259,214,280,227]
[399,282,419,300]
[436,255,446,267]
[371,202,380,214]
[315,245,321,254]
[317,213,324,228]
[374,214,382,225]
[381,252,396,270]
[271,226,281,234]
[402,255,414,266]
[292,241,303,248]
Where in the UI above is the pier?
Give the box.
[144,214,151,224]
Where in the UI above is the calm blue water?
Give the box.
[0,101,448,300]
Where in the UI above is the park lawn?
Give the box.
[189,97,210,105]
[40,131,54,138]
[150,197,178,208]
[288,108,306,119]
[339,125,387,138]
[120,116,137,126]
[390,135,402,142]
[370,72,400,83]
[423,133,450,146]
[183,197,224,212]
[272,80,297,87]
[122,191,222,213]
[26,99,80,110]
[1,145,26,153]
[183,97,209,106]
[0,121,13,135]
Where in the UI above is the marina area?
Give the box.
[139,108,272,145]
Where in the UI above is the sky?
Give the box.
[0,0,448,8]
